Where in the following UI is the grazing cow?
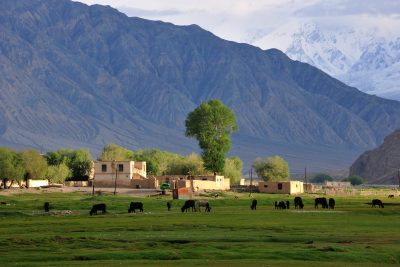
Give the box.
[204,202,211,212]
[286,201,290,209]
[274,201,278,209]
[167,201,172,211]
[372,199,384,208]
[278,201,286,209]
[388,194,394,198]
[1,201,7,205]
[181,200,196,212]
[250,199,257,210]
[195,201,211,212]
[90,203,106,215]
[294,197,303,209]
[128,202,143,213]
[315,197,328,209]
[44,202,50,212]
[328,198,335,209]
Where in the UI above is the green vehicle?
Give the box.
[160,183,171,190]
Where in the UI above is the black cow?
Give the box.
[372,199,384,208]
[274,201,278,209]
[294,197,303,209]
[278,201,286,209]
[204,202,211,212]
[328,198,335,209]
[181,200,196,212]
[90,203,106,215]
[128,202,143,213]
[315,197,328,209]
[286,201,290,209]
[167,201,172,211]
[388,194,394,198]
[44,202,50,212]
[250,199,257,210]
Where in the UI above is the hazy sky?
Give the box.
[77,0,400,43]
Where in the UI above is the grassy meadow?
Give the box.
[0,190,399,266]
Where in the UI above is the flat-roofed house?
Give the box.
[93,160,156,188]
[258,181,304,195]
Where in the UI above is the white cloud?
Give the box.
[76,0,400,43]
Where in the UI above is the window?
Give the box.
[118,164,124,172]
[278,183,283,190]
[102,164,107,172]
[264,185,268,188]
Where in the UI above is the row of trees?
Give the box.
[310,173,364,185]
[2,99,360,186]
[98,144,244,183]
[0,148,92,188]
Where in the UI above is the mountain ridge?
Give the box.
[1,0,400,174]
[253,22,400,100]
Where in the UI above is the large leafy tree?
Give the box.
[185,99,238,174]
[45,149,92,180]
[67,149,92,179]
[166,153,209,176]
[98,144,134,161]
[342,175,364,185]
[252,156,290,182]
[20,150,48,181]
[132,149,182,175]
[46,164,71,184]
[0,148,25,188]
[223,157,243,183]
[310,173,333,183]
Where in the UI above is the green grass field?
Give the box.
[0,191,399,266]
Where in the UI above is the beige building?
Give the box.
[258,181,304,195]
[155,175,230,191]
[324,181,351,188]
[239,179,259,186]
[93,160,154,188]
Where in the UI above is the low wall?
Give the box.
[131,177,157,189]
[94,177,131,188]
[27,179,49,188]
[64,181,89,187]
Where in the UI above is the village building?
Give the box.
[258,180,304,195]
[239,178,259,186]
[93,160,156,188]
[303,182,315,192]
[324,181,351,188]
[93,161,231,190]
[155,174,230,191]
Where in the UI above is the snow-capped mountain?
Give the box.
[253,22,400,100]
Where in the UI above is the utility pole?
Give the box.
[304,167,307,193]
[92,175,95,196]
[113,163,118,195]
[249,168,253,197]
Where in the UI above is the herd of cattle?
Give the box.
[86,200,212,215]
[39,196,386,215]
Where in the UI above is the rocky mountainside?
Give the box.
[254,22,400,100]
[350,129,400,184]
[1,0,400,173]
